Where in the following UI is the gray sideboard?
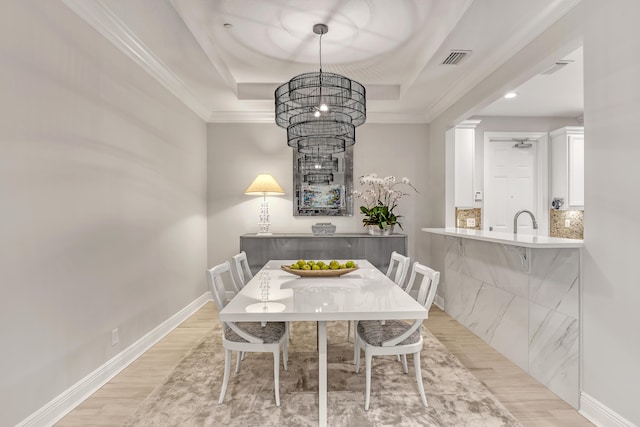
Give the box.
[239,233,408,274]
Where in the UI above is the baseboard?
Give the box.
[17,292,212,427]
[434,295,445,310]
[579,392,637,427]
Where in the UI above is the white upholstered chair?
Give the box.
[207,262,288,406]
[232,251,253,289]
[354,262,440,410]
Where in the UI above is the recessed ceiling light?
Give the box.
[223,23,233,29]
[504,92,518,99]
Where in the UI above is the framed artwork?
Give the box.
[293,146,354,216]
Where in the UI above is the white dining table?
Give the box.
[218,259,428,427]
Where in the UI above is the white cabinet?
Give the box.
[454,126,475,208]
[551,126,584,208]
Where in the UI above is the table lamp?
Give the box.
[244,173,285,235]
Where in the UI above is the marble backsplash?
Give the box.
[549,209,584,239]
[455,208,481,229]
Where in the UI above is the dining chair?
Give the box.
[232,251,253,289]
[347,251,411,342]
[386,251,411,290]
[354,261,440,410]
[207,262,288,406]
[234,252,292,342]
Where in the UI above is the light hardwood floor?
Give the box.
[56,302,593,426]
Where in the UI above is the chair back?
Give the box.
[404,262,440,311]
[207,262,236,311]
[232,251,254,289]
[385,251,411,289]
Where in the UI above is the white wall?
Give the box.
[0,2,208,425]
[581,0,640,424]
[207,123,429,268]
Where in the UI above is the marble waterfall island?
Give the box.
[422,228,583,408]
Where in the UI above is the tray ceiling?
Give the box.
[63,0,582,123]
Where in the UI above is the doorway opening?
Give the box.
[483,131,548,235]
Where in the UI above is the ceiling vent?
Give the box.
[540,60,573,75]
[442,50,471,65]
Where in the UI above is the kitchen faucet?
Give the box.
[513,210,538,235]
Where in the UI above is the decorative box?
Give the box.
[312,222,336,236]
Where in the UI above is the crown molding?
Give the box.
[456,119,482,129]
[62,0,211,121]
[206,111,428,124]
[365,112,429,124]
[208,111,276,123]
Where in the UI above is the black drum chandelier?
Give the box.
[275,23,366,156]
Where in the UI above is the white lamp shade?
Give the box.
[244,174,285,195]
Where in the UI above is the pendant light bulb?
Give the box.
[314,110,321,118]
[319,103,328,112]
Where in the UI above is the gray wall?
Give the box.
[0,2,208,425]
[582,0,640,423]
[207,123,429,269]
[11,0,640,425]
[427,1,640,424]
[425,0,583,307]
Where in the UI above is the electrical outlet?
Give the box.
[565,219,571,227]
[466,218,476,227]
[111,328,119,346]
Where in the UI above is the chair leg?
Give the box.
[402,354,408,374]
[365,350,373,410]
[241,351,246,361]
[413,351,428,407]
[235,351,242,373]
[273,350,281,407]
[219,349,232,404]
[347,320,351,341]
[353,321,359,365]
[286,322,292,342]
[283,340,288,370]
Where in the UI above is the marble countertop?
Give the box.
[421,227,584,248]
[241,233,406,238]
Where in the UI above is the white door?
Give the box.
[485,140,537,234]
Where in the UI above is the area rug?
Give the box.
[124,320,521,426]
